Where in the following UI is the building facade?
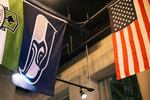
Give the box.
[0,34,150,100]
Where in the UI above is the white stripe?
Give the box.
[123,27,135,75]
[131,22,145,72]
[115,31,126,78]
[0,0,9,6]
[0,0,9,63]
[134,0,150,66]
[0,30,6,63]
[143,0,150,23]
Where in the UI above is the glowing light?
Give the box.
[12,73,36,91]
[81,93,87,99]
[80,89,87,99]
[12,73,22,83]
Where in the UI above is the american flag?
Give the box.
[108,0,150,80]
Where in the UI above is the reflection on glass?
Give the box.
[99,74,142,100]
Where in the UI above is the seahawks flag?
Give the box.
[0,0,23,70]
[17,1,66,96]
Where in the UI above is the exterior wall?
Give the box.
[14,34,114,100]
[14,91,33,100]
[0,34,150,100]
[137,69,150,100]
[0,66,15,100]
[55,33,150,100]
[55,34,114,100]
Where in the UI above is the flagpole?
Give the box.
[56,78,94,92]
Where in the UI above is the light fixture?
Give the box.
[56,78,94,99]
[12,73,23,83]
[12,73,36,91]
[80,89,87,99]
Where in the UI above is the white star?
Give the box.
[128,20,131,23]
[129,12,131,14]
[130,16,132,19]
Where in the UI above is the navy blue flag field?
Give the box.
[14,1,66,96]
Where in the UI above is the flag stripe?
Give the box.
[127,25,139,73]
[131,21,145,72]
[120,30,130,77]
[135,21,150,70]
[0,0,9,63]
[143,0,150,24]
[0,0,9,6]
[114,31,127,79]
[0,31,7,63]
[138,0,150,41]
[116,31,126,79]
[123,27,135,75]
[134,0,150,67]
[112,33,121,79]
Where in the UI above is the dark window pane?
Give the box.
[109,74,142,100]
[99,74,142,100]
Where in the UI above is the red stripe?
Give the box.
[127,25,139,73]
[120,30,130,77]
[149,0,150,5]
[112,33,121,80]
[134,20,149,70]
[138,0,150,41]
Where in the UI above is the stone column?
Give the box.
[0,66,15,100]
[136,69,150,100]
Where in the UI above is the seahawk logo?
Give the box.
[19,14,57,84]
[0,4,18,32]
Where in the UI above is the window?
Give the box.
[99,74,142,100]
